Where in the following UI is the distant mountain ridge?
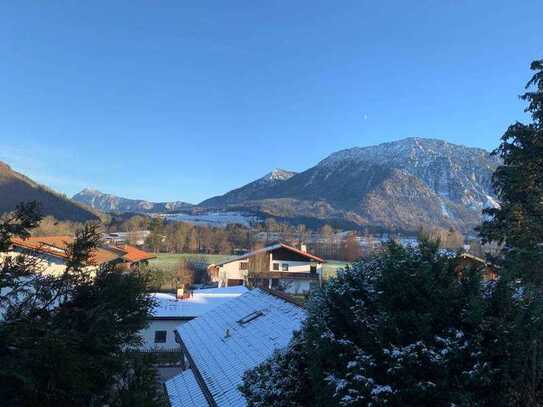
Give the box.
[199,169,297,208]
[0,161,100,222]
[72,188,193,213]
[69,138,500,233]
[199,138,500,233]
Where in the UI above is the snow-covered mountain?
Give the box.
[200,138,500,233]
[72,188,192,214]
[73,138,499,232]
[319,138,498,211]
[199,169,297,208]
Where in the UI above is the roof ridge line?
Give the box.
[258,287,305,308]
[174,332,217,407]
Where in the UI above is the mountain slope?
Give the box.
[200,138,499,232]
[199,169,297,208]
[0,162,100,222]
[72,188,193,213]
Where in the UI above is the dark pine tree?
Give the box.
[241,239,543,406]
[0,202,166,407]
[479,59,543,283]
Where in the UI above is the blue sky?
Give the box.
[0,1,541,203]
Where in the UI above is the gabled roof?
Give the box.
[10,236,122,266]
[150,286,248,319]
[165,288,306,407]
[117,244,156,263]
[10,237,156,266]
[458,252,487,264]
[11,235,73,257]
[213,242,324,267]
[165,369,208,407]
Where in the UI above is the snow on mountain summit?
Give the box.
[261,169,297,182]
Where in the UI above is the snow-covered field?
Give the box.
[158,211,261,227]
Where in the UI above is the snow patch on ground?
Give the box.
[159,211,260,227]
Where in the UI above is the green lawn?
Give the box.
[322,260,349,281]
[148,253,235,272]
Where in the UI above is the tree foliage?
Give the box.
[0,203,166,406]
[479,59,543,283]
[241,240,543,406]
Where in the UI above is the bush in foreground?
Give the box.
[241,240,543,406]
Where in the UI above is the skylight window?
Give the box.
[237,310,264,325]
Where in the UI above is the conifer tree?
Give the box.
[479,59,543,283]
[0,203,166,406]
[241,240,543,406]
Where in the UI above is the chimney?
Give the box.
[176,287,184,300]
[300,243,307,253]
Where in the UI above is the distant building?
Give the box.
[141,286,248,351]
[165,288,306,407]
[6,235,156,276]
[456,252,498,281]
[102,230,150,246]
[207,242,325,294]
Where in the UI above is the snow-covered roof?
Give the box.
[165,288,306,407]
[150,286,248,319]
[164,369,207,407]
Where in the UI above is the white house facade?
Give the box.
[4,235,156,277]
[208,242,325,295]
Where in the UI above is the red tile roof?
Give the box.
[117,244,156,263]
[11,235,122,266]
[278,242,325,263]
[11,235,73,259]
[214,241,325,267]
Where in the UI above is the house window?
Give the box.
[310,265,317,274]
[282,263,289,272]
[272,263,280,271]
[154,330,167,343]
[239,262,248,270]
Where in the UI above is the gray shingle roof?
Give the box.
[165,368,208,407]
[150,286,248,319]
[166,289,306,407]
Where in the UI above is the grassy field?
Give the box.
[322,260,349,280]
[148,253,349,279]
[148,253,235,272]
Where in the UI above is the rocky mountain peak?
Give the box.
[262,169,297,182]
[200,137,500,233]
[72,189,192,214]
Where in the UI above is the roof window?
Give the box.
[237,310,264,325]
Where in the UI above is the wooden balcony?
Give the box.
[249,271,319,280]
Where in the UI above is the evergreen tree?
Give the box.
[479,59,543,283]
[241,240,543,406]
[0,203,166,406]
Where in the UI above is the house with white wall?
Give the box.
[207,242,325,294]
[4,235,156,277]
[141,286,248,351]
